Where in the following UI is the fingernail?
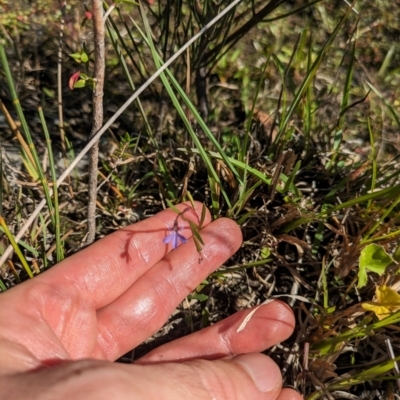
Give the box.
[233,353,282,393]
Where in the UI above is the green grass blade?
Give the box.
[338,40,356,129]
[0,46,40,178]
[106,10,177,199]
[132,11,243,184]
[325,183,400,213]
[282,160,301,194]
[0,145,3,217]
[0,217,33,278]
[278,8,352,137]
[180,147,301,197]
[138,7,232,209]
[366,81,400,129]
[39,107,64,262]
[39,213,48,269]
[366,116,377,211]
[229,180,262,218]
[0,45,56,229]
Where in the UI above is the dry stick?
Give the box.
[57,0,73,197]
[0,0,243,267]
[57,0,67,160]
[85,0,105,245]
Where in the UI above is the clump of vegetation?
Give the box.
[1,0,400,397]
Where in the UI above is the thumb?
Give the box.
[129,353,284,399]
[4,354,299,400]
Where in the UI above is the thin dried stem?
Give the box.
[85,0,105,245]
[57,0,73,196]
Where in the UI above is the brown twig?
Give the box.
[57,1,75,198]
[85,0,105,245]
[57,1,67,163]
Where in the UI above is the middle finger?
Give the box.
[93,217,242,360]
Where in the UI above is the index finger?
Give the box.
[36,202,211,310]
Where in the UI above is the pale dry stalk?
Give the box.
[85,0,105,245]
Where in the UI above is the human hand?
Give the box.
[0,202,302,399]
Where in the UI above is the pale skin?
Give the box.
[0,202,303,400]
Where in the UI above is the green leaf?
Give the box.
[189,220,204,245]
[189,293,208,302]
[69,52,82,62]
[358,244,394,288]
[73,80,87,89]
[69,51,89,64]
[199,203,207,229]
[192,235,203,254]
[165,199,181,215]
[185,191,196,210]
[80,52,89,63]
[261,247,271,259]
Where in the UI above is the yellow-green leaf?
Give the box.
[357,244,394,288]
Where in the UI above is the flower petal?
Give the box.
[172,233,180,249]
[163,234,174,244]
[177,233,188,245]
[163,227,188,250]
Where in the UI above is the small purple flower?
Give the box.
[163,226,188,249]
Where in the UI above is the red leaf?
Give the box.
[85,11,93,20]
[68,71,81,90]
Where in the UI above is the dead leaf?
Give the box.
[362,285,400,320]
